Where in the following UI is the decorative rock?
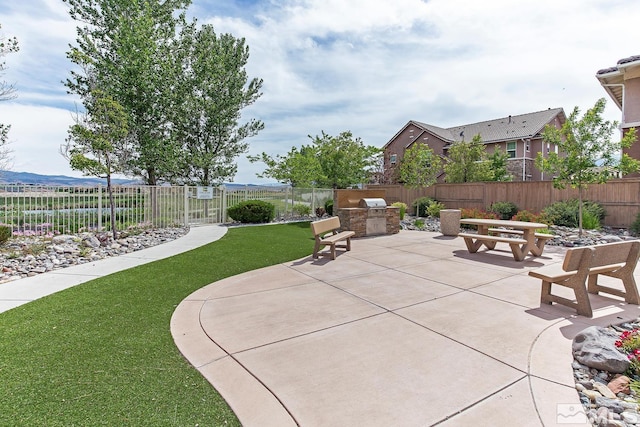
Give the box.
[622,411,640,424]
[0,227,189,284]
[82,236,101,248]
[607,375,631,395]
[594,382,618,399]
[595,397,626,414]
[583,389,603,402]
[572,326,630,373]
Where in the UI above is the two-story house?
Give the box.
[382,108,566,183]
[597,54,640,175]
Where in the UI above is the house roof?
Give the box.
[384,108,565,149]
[596,54,640,111]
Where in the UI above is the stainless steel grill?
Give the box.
[359,198,387,235]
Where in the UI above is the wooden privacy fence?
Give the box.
[368,179,640,228]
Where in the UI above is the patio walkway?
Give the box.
[172,229,640,426]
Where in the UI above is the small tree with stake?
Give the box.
[535,98,639,235]
[61,90,129,239]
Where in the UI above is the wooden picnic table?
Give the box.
[458,218,552,261]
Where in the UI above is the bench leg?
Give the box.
[313,241,321,259]
[588,271,640,305]
[462,237,484,253]
[508,243,526,261]
[330,244,336,260]
[529,238,549,257]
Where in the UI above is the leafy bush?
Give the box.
[413,197,434,217]
[542,199,605,228]
[460,208,498,220]
[324,199,334,216]
[426,201,445,218]
[489,201,519,220]
[292,203,311,216]
[582,210,600,230]
[227,200,275,223]
[391,202,407,220]
[414,219,425,229]
[512,210,539,222]
[511,210,552,232]
[0,225,12,245]
[631,212,640,236]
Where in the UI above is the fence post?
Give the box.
[184,185,189,227]
[97,184,102,231]
[222,185,228,222]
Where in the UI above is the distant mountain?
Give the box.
[0,171,141,186]
[0,171,286,188]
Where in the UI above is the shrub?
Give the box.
[414,219,425,229]
[324,199,334,216]
[227,200,275,223]
[426,201,445,218]
[489,201,519,220]
[413,197,434,217]
[391,202,407,220]
[460,208,498,220]
[542,199,605,228]
[631,212,640,236]
[0,225,11,245]
[292,203,311,216]
[582,210,600,230]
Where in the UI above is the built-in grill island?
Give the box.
[335,190,400,238]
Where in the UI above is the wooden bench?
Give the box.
[528,241,640,317]
[311,217,356,260]
[458,232,528,261]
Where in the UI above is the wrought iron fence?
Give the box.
[0,184,333,235]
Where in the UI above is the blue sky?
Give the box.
[0,0,638,184]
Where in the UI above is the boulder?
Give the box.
[572,326,630,373]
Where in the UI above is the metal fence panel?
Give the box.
[0,185,333,234]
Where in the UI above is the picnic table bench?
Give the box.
[458,219,550,261]
[528,240,640,317]
[311,216,356,260]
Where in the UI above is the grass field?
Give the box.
[0,222,314,426]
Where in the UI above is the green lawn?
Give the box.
[0,222,314,426]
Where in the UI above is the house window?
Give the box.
[525,141,530,152]
[390,154,397,165]
[507,141,516,158]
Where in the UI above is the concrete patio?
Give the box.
[172,229,640,426]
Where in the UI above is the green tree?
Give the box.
[444,134,493,182]
[172,25,263,185]
[397,143,442,189]
[64,0,190,185]
[248,145,321,187]
[535,98,639,234]
[61,90,129,239]
[488,148,512,181]
[311,131,379,188]
[0,23,18,167]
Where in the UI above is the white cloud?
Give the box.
[1,0,639,184]
[0,103,79,176]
